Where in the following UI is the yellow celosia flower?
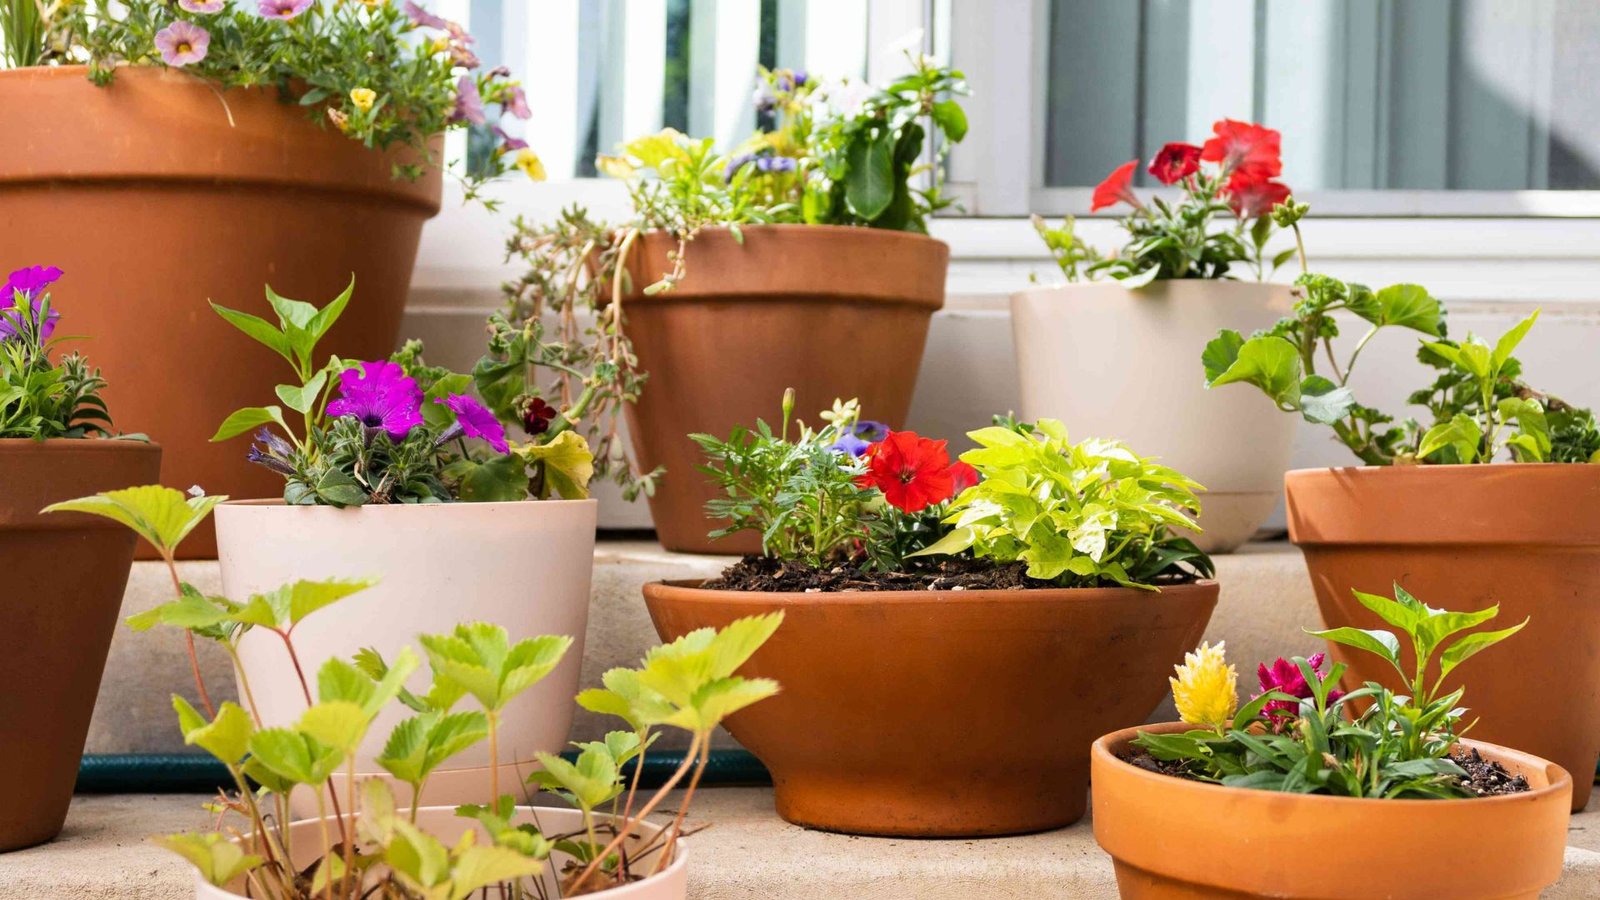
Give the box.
[349,88,377,113]
[514,149,547,182]
[1170,641,1237,731]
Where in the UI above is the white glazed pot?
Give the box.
[215,499,598,815]
[1010,281,1297,552]
[193,804,687,899]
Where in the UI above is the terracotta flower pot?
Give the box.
[215,499,597,816]
[1011,282,1297,552]
[1286,464,1600,811]
[1092,721,1572,898]
[643,578,1218,837]
[193,805,686,899]
[0,439,162,851]
[0,66,442,558]
[620,225,947,554]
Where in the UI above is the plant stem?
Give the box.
[1292,221,1309,274]
[651,733,711,876]
[567,732,702,895]
[487,709,501,804]
[163,553,216,718]
[278,630,352,851]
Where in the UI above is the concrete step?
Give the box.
[91,540,1319,756]
[4,788,1599,899]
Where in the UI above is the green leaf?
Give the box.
[1299,375,1355,425]
[155,833,263,887]
[307,275,356,341]
[386,819,452,890]
[127,584,236,634]
[419,624,573,713]
[1500,397,1550,462]
[520,430,595,500]
[42,485,226,557]
[1306,626,1402,672]
[311,468,368,507]
[845,133,894,220]
[1438,619,1530,681]
[1418,413,1481,463]
[1200,330,1244,384]
[297,701,370,754]
[263,283,318,329]
[1357,283,1445,336]
[529,747,619,811]
[447,454,530,503]
[1350,588,1422,634]
[247,727,344,786]
[1207,334,1302,408]
[211,406,289,443]
[209,302,292,364]
[1492,310,1540,372]
[231,578,378,631]
[422,373,473,429]
[447,846,545,900]
[173,697,253,764]
[274,370,327,416]
[931,99,968,142]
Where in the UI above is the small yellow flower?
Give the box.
[594,154,635,179]
[325,107,350,133]
[429,36,450,54]
[1170,641,1237,731]
[514,149,547,182]
[349,87,376,113]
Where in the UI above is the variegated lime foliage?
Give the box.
[911,419,1214,589]
[1203,272,1599,465]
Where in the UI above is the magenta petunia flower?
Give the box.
[493,126,528,152]
[1255,652,1344,728]
[154,20,210,67]
[257,0,311,20]
[450,76,486,125]
[179,0,225,12]
[403,1,450,29]
[327,361,424,440]
[0,265,63,341]
[436,393,510,454]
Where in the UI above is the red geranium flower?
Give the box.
[1090,159,1142,212]
[1148,142,1202,185]
[1222,172,1291,218]
[1200,119,1282,180]
[858,430,957,513]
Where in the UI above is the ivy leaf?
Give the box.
[155,833,263,888]
[1200,330,1245,385]
[845,132,894,220]
[42,485,226,557]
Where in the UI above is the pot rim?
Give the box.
[639,221,949,250]
[1092,721,1573,808]
[1287,462,1595,477]
[646,576,1219,605]
[217,497,600,511]
[0,436,162,453]
[1010,280,1295,302]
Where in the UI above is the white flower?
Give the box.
[813,78,875,119]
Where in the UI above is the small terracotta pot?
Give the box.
[1011,282,1298,552]
[215,499,597,816]
[1286,464,1600,811]
[620,225,947,554]
[643,578,1218,836]
[0,438,162,851]
[193,805,686,899]
[0,66,441,558]
[1092,721,1572,898]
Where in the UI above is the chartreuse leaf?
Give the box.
[1200,329,1245,384]
[42,485,226,557]
[378,710,490,786]
[1305,626,1403,676]
[576,667,674,730]
[1492,309,1540,372]
[297,702,370,755]
[679,677,781,731]
[386,819,452,890]
[529,745,621,811]
[306,275,355,341]
[1418,413,1481,463]
[1350,587,1423,634]
[1414,605,1501,662]
[231,578,378,631]
[1438,619,1529,681]
[1499,396,1551,462]
[636,613,785,731]
[127,583,238,635]
[211,405,290,442]
[319,647,419,717]
[418,624,572,713]
[521,430,595,500]
[1362,283,1445,336]
[247,727,344,787]
[173,697,253,764]
[274,370,327,415]
[156,833,263,887]
[210,301,293,364]
[446,844,545,900]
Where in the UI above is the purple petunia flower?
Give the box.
[724,153,756,179]
[435,393,510,454]
[829,420,890,457]
[327,361,424,440]
[0,265,63,342]
[257,0,311,20]
[403,0,450,29]
[154,20,210,67]
[756,156,796,173]
[450,76,486,125]
[179,0,225,12]
[504,84,531,120]
[493,126,529,152]
[792,69,808,87]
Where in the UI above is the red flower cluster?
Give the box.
[1254,652,1343,730]
[857,430,977,513]
[1089,119,1291,220]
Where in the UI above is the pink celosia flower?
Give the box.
[257,0,312,20]
[1255,652,1344,728]
[154,20,210,67]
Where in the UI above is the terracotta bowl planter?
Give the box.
[620,225,947,555]
[643,578,1217,837]
[1286,464,1600,811]
[215,499,597,816]
[1092,722,1572,898]
[1011,282,1297,552]
[193,805,686,899]
[0,66,442,558]
[0,439,162,851]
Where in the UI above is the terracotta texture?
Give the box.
[1092,721,1572,898]
[0,66,441,558]
[214,499,597,816]
[1286,464,1600,811]
[0,439,162,851]
[643,578,1217,836]
[1011,282,1298,553]
[193,805,685,899]
[620,226,947,554]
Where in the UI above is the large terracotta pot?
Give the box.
[621,225,947,554]
[0,439,162,851]
[1011,282,1297,552]
[643,578,1218,836]
[1286,464,1600,811]
[215,499,597,815]
[1092,721,1572,898]
[0,66,442,558]
[194,805,686,899]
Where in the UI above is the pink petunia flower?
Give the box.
[257,0,312,21]
[154,20,210,67]
[179,0,226,12]
[403,1,451,29]
[450,76,486,125]
[436,394,510,454]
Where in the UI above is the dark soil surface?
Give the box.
[703,555,1064,592]
[1121,750,1197,780]
[1451,747,1532,797]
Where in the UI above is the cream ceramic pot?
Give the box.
[1011,281,1297,552]
[193,805,687,899]
[215,499,597,814]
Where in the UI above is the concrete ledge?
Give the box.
[4,790,1599,899]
